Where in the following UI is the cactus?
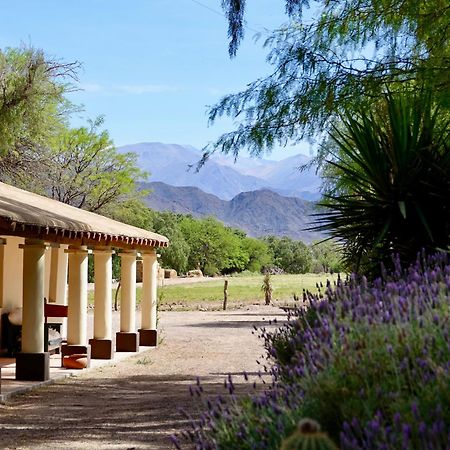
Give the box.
[280,418,338,450]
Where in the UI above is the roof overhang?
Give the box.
[0,182,169,249]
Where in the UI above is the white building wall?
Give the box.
[0,236,24,353]
[1,236,24,311]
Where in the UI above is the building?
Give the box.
[0,182,169,381]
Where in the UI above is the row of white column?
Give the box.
[18,240,158,356]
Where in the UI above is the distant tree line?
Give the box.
[111,204,343,276]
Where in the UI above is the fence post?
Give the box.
[223,280,228,310]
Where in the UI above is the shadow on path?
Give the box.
[0,373,248,449]
[0,306,285,449]
[185,319,285,329]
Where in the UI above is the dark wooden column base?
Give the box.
[16,352,50,381]
[116,332,139,352]
[89,338,114,359]
[139,329,157,347]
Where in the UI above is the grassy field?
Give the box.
[156,273,338,311]
[88,273,338,311]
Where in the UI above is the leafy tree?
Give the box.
[220,230,250,274]
[152,212,190,274]
[314,90,450,274]
[179,216,254,275]
[203,1,449,161]
[265,236,312,273]
[0,47,78,157]
[106,198,156,230]
[158,226,190,274]
[12,117,147,213]
[242,237,271,272]
[309,240,343,274]
[180,217,217,275]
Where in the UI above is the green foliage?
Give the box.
[115,206,271,276]
[309,241,344,274]
[180,216,249,275]
[0,47,78,156]
[107,199,156,230]
[264,236,312,273]
[204,1,450,160]
[26,117,147,212]
[242,237,271,272]
[112,202,313,276]
[314,90,450,274]
[153,212,190,274]
[294,317,450,444]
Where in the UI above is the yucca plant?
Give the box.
[314,89,450,275]
[262,272,274,305]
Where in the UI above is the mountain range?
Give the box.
[117,142,324,241]
[141,181,324,243]
[118,142,321,201]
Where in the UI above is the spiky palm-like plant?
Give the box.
[262,272,273,305]
[314,90,450,275]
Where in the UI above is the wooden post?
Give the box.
[223,280,228,310]
[114,281,121,311]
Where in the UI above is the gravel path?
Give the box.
[0,305,286,449]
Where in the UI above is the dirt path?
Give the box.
[0,306,286,449]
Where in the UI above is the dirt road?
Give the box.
[0,306,285,449]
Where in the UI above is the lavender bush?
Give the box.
[175,253,450,449]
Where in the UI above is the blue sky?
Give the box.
[1,1,313,160]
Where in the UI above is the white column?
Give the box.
[120,250,136,333]
[49,245,68,304]
[65,245,88,346]
[93,247,113,340]
[44,246,51,301]
[19,239,47,353]
[141,249,158,330]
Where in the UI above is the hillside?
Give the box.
[142,182,323,243]
[119,142,321,201]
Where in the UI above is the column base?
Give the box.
[61,344,91,369]
[116,332,139,352]
[16,352,50,381]
[139,329,157,347]
[89,339,114,359]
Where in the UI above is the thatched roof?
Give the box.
[0,182,168,249]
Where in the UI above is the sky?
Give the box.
[0,0,313,160]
